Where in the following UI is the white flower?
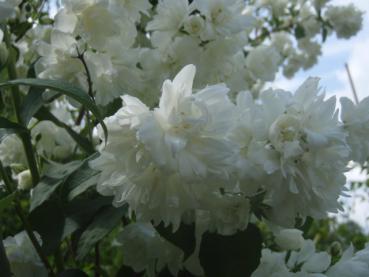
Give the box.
[287,240,331,273]
[117,222,184,277]
[0,134,26,167]
[193,0,255,39]
[236,78,349,226]
[31,121,75,160]
[340,96,369,164]
[17,169,32,191]
[274,229,304,251]
[90,112,197,230]
[91,65,236,230]
[251,249,292,277]
[35,30,85,88]
[137,64,236,180]
[325,4,363,39]
[108,0,151,22]
[147,0,191,49]
[326,243,369,277]
[246,45,281,82]
[3,231,47,277]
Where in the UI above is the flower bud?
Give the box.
[275,228,304,250]
[330,241,343,257]
[17,169,32,191]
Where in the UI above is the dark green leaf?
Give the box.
[0,117,28,141]
[64,196,114,235]
[30,177,64,212]
[29,200,65,254]
[77,205,127,260]
[58,269,89,277]
[156,222,196,259]
[20,86,45,125]
[67,168,99,201]
[30,160,84,211]
[116,265,143,277]
[0,78,108,142]
[0,192,15,215]
[199,224,262,277]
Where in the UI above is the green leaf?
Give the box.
[0,116,28,141]
[77,205,127,260]
[199,224,262,277]
[0,192,15,215]
[58,269,89,277]
[67,168,99,201]
[20,86,45,125]
[0,78,108,142]
[30,160,84,211]
[30,177,64,212]
[29,200,66,254]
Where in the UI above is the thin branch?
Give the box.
[3,26,40,186]
[345,63,359,105]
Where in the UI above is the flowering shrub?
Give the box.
[0,0,367,276]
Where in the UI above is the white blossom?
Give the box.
[0,134,26,167]
[325,4,363,39]
[117,222,184,277]
[246,45,281,82]
[3,231,47,277]
[340,97,369,164]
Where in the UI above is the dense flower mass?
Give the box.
[0,0,367,276]
[31,0,364,106]
[89,64,369,273]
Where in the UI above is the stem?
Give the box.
[0,162,55,276]
[3,26,40,186]
[345,63,359,105]
[75,47,95,143]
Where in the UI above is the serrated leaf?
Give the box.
[0,192,15,215]
[77,205,127,260]
[0,78,108,142]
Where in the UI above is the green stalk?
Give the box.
[3,26,40,186]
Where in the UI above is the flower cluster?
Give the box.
[252,237,369,277]
[89,64,369,274]
[32,0,363,106]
